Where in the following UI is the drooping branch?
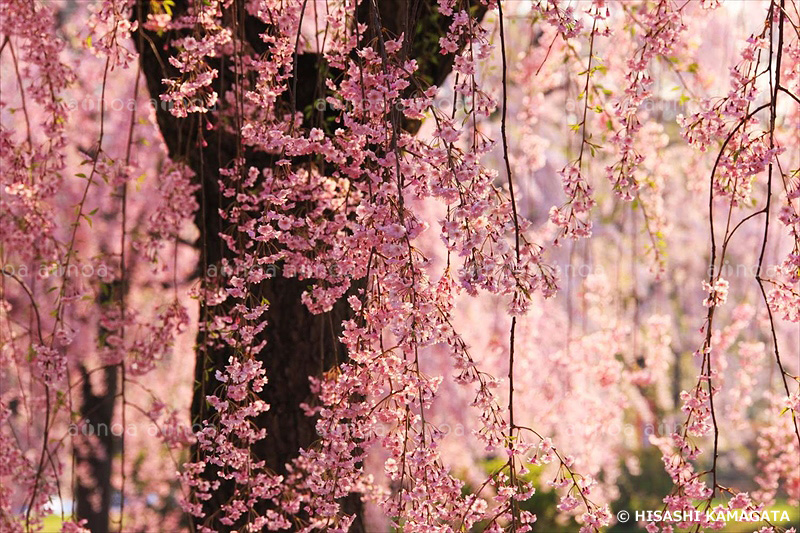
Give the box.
[132,1,486,529]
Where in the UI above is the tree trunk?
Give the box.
[133,1,480,529]
[74,277,124,532]
[74,364,117,533]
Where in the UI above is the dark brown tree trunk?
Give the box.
[74,364,117,533]
[74,279,123,533]
[132,1,481,529]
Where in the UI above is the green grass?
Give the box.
[41,514,66,532]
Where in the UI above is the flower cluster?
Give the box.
[607,0,687,201]
[140,163,200,265]
[702,277,729,308]
[768,197,800,322]
[160,2,231,118]
[181,356,290,531]
[549,164,596,244]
